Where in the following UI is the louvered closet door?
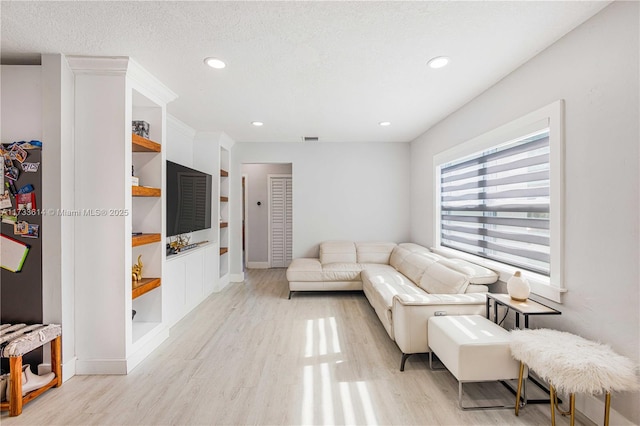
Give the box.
[270,176,292,268]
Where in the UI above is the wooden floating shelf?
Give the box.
[132,233,161,247]
[132,134,161,152]
[220,222,228,228]
[132,278,161,300]
[220,247,228,255]
[132,186,161,197]
[220,196,229,202]
[220,169,229,177]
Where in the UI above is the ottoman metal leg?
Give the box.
[458,381,521,411]
[604,392,611,426]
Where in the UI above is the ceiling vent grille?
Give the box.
[303,136,319,142]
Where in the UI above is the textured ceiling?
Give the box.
[1,1,609,143]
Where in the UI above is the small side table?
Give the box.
[486,293,561,329]
[485,293,561,407]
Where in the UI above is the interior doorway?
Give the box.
[241,163,293,269]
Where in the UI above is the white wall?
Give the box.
[231,142,411,273]
[410,2,639,423]
[241,163,292,265]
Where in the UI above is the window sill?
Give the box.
[431,246,566,303]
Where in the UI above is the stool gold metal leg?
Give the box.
[569,393,575,426]
[604,392,611,426]
[549,384,556,426]
[515,362,525,416]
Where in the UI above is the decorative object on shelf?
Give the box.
[507,270,530,302]
[169,234,191,253]
[132,120,149,139]
[131,254,143,282]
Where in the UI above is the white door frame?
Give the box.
[267,174,292,268]
[242,173,248,269]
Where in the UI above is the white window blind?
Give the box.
[439,130,550,276]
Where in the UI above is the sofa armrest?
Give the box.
[391,293,487,355]
[393,292,486,306]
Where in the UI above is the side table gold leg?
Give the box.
[604,392,611,426]
[515,361,525,416]
[569,393,575,426]
[549,384,556,426]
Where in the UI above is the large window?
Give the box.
[434,101,564,302]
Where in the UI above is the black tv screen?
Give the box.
[166,160,212,237]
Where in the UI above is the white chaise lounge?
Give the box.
[286,241,499,370]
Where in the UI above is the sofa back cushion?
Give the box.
[437,258,498,284]
[419,262,470,294]
[395,252,443,285]
[356,242,397,264]
[319,241,357,264]
[389,246,412,270]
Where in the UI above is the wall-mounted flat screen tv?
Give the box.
[166,160,212,237]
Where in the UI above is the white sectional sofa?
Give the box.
[286,241,499,370]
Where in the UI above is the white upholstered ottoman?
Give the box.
[428,314,524,410]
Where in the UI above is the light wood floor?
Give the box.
[3,269,584,425]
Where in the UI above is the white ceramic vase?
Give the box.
[507,271,530,302]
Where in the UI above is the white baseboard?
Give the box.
[75,358,128,375]
[230,272,245,282]
[577,393,634,425]
[247,261,270,269]
[62,357,77,382]
[126,327,169,373]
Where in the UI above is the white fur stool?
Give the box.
[510,329,639,426]
[428,314,525,410]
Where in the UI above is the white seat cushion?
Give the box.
[321,263,363,281]
[428,315,522,382]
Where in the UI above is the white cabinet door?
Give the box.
[185,251,204,309]
[164,258,186,328]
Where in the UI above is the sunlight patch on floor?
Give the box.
[300,316,379,425]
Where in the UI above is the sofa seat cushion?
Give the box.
[362,269,424,309]
[360,263,396,273]
[286,258,323,282]
[321,263,363,281]
[356,242,397,264]
[362,269,424,340]
[320,241,357,264]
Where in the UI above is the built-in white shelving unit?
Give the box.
[69,56,177,374]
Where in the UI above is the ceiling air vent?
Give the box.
[303,136,319,142]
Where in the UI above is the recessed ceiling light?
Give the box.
[427,56,449,69]
[379,121,391,127]
[252,121,264,127]
[204,57,226,69]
